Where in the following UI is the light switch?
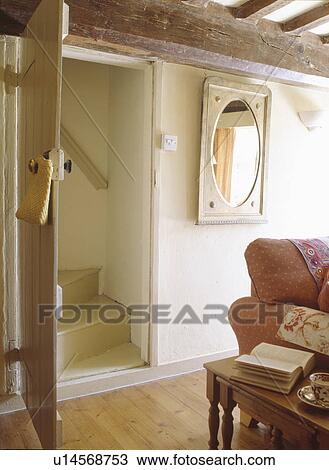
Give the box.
[162,134,178,152]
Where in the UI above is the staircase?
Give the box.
[57,269,145,382]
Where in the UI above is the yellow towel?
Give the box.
[16,156,53,225]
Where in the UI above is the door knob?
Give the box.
[28,159,38,174]
[64,160,72,174]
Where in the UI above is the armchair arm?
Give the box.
[228,297,285,355]
[229,297,329,368]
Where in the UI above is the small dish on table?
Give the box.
[297,385,329,410]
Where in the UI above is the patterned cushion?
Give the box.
[277,305,329,356]
[319,269,329,313]
[245,239,319,309]
[290,238,329,290]
[229,297,329,368]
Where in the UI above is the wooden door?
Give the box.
[18,0,64,449]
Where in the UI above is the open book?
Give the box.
[231,343,315,394]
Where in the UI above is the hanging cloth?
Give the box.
[16,156,53,225]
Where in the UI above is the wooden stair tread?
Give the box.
[57,294,123,334]
[59,343,145,382]
[58,268,100,287]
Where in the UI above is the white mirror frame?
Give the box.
[197,77,272,225]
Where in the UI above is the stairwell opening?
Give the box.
[57,52,153,383]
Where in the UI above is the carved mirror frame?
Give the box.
[198,77,272,225]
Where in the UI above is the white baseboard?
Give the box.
[0,348,238,413]
[58,348,238,401]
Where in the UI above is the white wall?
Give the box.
[105,66,152,349]
[157,63,329,364]
[59,59,110,287]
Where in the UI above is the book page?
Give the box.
[236,354,299,375]
[251,343,314,374]
[236,359,301,379]
[231,369,293,394]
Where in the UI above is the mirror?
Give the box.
[212,100,259,207]
[198,77,271,224]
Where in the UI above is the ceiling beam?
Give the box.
[321,35,329,45]
[0,0,40,35]
[64,0,329,88]
[0,9,25,36]
[2,0,329,87]
[301,31,324,48]
[282,3,329,33]
[234,0,293,21]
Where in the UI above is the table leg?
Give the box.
[271,427,284,450]
[220,384,236,450]
[207,371,220,450]
[209,399,220,450]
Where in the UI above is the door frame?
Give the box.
[62,44,160,366]
[0,43,161,402]
[0,36,19,397]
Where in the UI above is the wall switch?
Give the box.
[162,134,178,152]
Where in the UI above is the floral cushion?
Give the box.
[277,305,329,356]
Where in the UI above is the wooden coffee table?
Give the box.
[204,357,329,450]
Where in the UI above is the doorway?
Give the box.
[57,47,153,383]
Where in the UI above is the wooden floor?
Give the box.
[0,371,266,450]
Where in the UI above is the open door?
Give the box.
[18,0,64,449]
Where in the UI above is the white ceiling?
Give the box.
[212,0,329,36]
[310,22,329,34]
[264,0,326,22]
[212,0,246,6]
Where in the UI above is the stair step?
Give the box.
[58,268,100,287]
[58,268,100,305]
[57,295,130,377]
[58,295,124,334]
[60,343,145,382]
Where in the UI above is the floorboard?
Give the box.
[0,371,266,450]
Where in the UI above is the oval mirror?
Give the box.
[211,99,260,207]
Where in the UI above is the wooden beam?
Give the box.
[301,31,324,48]
[0,1,40,35]
[3,0,329,87]
[64,0,329,87]
[282,3,329,33]
[234,0,292,21]
[321,35,329,45]
[0,9,25,36]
